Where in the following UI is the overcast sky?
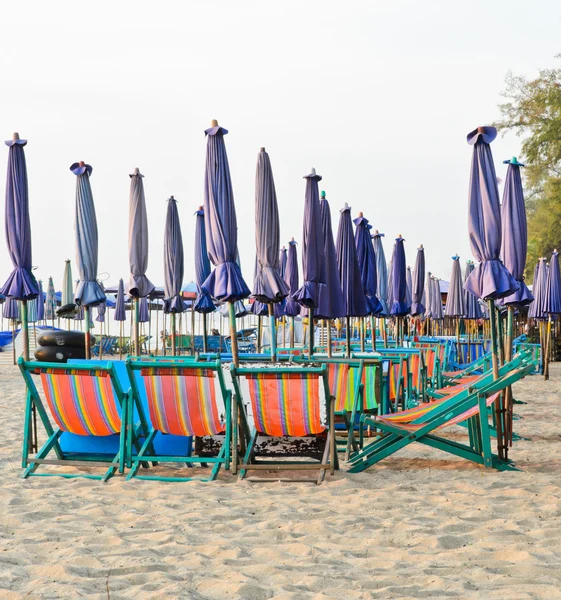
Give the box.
[1,0,560,293]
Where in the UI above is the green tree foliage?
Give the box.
[495,61,561,281]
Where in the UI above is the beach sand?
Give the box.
[1,364,561,599]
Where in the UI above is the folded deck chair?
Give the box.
[230,364,337,484]
[18,358,139,481]
[125,358,234,482]
[348,361,536,472]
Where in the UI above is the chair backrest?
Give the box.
[126,359,227,437]
[231,365,330,437]
[19,360,124,436]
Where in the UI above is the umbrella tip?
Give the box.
[419,244,423,249]
[321,190,326,198]
[12,132,19,140]
[134,167,140,174]
[198,205,203,211]
[398,233,402,238]
[477,126,485,134]
[310,167,316,175]
[260,147,266,152]
[358,211,363,217]
[291,237,295,242]
[211,119,218,127]
[79,161,85,167]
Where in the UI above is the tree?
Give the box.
[495,60,561,280]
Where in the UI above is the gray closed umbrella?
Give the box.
[70,161,106,358]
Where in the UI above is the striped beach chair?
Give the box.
[125,358,233,482]
[18,358,138,481]
[230,364,337,483]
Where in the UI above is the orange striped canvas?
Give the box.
[327,363,350,412]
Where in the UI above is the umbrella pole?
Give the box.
[268,304,276,362]
[326,319,332,358]
[119,320,123,360]
[488,299,505,461]
[84,306,91,359]
[133,298,140,356]
[155,305,159,355]
[360,317,365,352]
[228,301,240,368]
[309,308,315,358]
[171,313,177,356]
[371,316,376,352]
[504,305,514,447]
[345,316,351,358]
[190,309,196,356]
[257,315,262,353]
[544,316,552,381]
[21,300,29,362]
[290,316,295,349]
[99,321,103,360]
[202,312,208,353]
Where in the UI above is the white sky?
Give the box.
[1,0,560,292]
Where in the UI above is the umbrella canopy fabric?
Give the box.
[201,124,250,303]
[446,256,466,317]
[128,168,155,298]
[1,134,39,300]
[70,162,106,307]
[464,261,483,320]
[499,159,533,306]
[114,279,126,321]
[61,260,74,306]
[336,205,368,318]
[284,240,301,317]
[316,196,345,319]
[432,278,444,320]
[163,197,185,314]
[390,237,410,316]
[293,169,325,309]
[27,298,38,323]
[424,271,434,319]
[464,127,519,300]
[279,247,287,279]
[193,208,216,314]
[253,148,289,304]
[96,283,106,323]
[529,259,548,320]
[250,258,269,316]
[3,297,19,319]
[544,251,561,315]
[406,267,413,308]
[410,246,425,316]
[44,277,57,320]
[372,231,389,316]
[138,297,150,323]
[354,215,383,315]
[36,280,45,321]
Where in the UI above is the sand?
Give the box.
[1,364,561,599]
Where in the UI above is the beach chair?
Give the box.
[125,358,234,482]
[230,364,337,484]
[18,358,140,481]
[347,360,536,472]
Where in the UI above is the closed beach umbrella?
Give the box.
[528,260,547,320]
[129,167,155,355]
[96,282,106,323]
[406,267,413,309]
[500,157,533,306]
[424,271,434,320]
[71,161,105,358]
[432,278,444,320]
[464,261,483,320]
[164,197,185,354]
[372,231,389,317]
[354,214,383,316]
[284,240,301,318]
[336,204,367,356]
[193,208,216,314]
[45,277,57,322]
[114,279,126,358]
[61,260,73,307]
[139,297,149,322]
[410,245,425,316]
[1,133,39,361]
[293,168,325,356]
[279,247,287,279]
[201,121,250,366]
[253,148,289,361]
[390,236,410,317]
[27,298,37,324]
[544,250,561,315]
[36,280,45,323]
[446,256,466,317]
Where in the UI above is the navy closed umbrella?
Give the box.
[273,246,287,321]
[114,279,126,358]
[372,231,389,317]
[71,161,106,358]
[316,193,345,356]
[129,167,155,355]
[284,239,301,347]
[390,235,410,315]
[293,168,325,356]
[194,207,216,353]
[464,261,483,320]
[1,133,39,361]
[36,280,45,323]
[164,196,185,355]
[253,148,289,361]
[406,267,413,309]
[432,278,444,321]
[543,250,561,379]
[201,121,250,366]
[410,245,425,317]
[354,214,383,316]
[446,256,466,318]
[336,204,367,356]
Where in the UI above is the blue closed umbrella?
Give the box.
[194,207,216,352]
[544,250,561,315]
[371,231,389,317]
[354,214,383,316]
[446,256,466,317]
[464,261,483,320]
[114,279,126,322]
[406,267,413,309]
[36,280,45,322]
[432,278,444,320]
[284,240,301,318]
[1,133,39,361]
[201,121,249,366]
[96,282,107,323]
[390,236,410,317]
[410,246,425,316]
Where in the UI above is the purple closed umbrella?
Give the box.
[544,251,561,315]
[284,240,301,318]
[432,278,444,320]
[354,214,383,316]
[336,204,367,355]
[372,231,389,317]
[528,262,543,320]
[139,297,149,323]
[390,236,410,317]
[464,127,519,300]
[446,256,466,317]
[410,246,425,316]
[500,157,533,306]
[424,271,434,319]
[193,208,216,314]
[114,280,126,322]
[406,267,413,308]
[1,133,39,362]
[96,283,107,323]
[273,247,288,320]
[164,196,185,355]
[201,121,249,366]
[464,261,483,320]
[36,280,45,322]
